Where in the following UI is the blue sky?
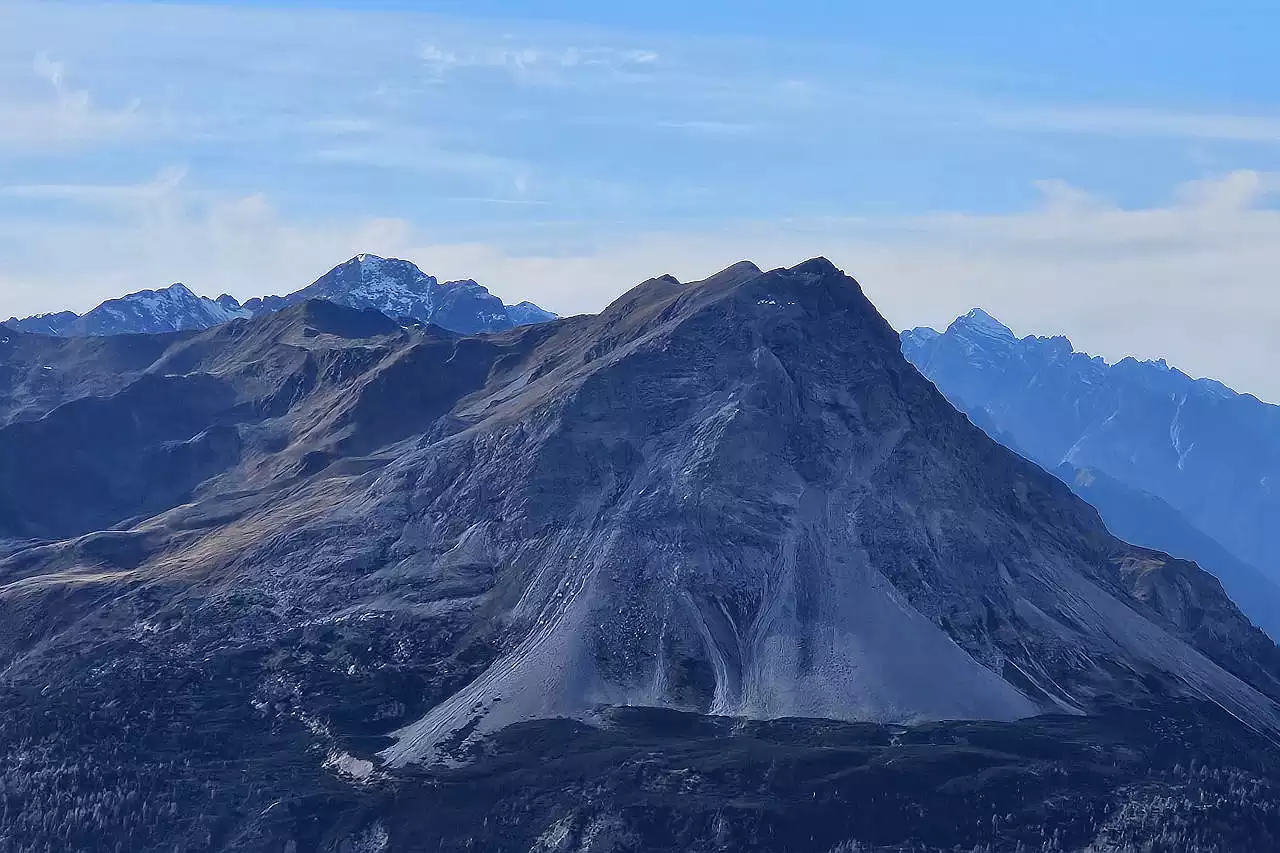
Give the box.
[4,0,1280,399]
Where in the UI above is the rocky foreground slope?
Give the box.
[1,260,1279,852]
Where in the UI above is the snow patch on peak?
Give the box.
[952,308,1015,340]
[9,253,556,339]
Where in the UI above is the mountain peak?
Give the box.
[793,255,839,275]
[4,280,250,337]
[5,255,565,340]
[505,300,560,327]
[950,307,1015,340]
[373,257,1280,765]
[719,259,763,277]
[114,281,198,302]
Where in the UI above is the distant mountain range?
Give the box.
[903,309,1280,639]
[3,253,557,338]
[4,283,252,337]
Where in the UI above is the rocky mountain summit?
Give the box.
[1,261,1279,851]
[3,254,556,338]
[903,309,1280,640]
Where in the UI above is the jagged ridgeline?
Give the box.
[1,259,1279,852]
[3,253,557,338]
[902,308,1280,644]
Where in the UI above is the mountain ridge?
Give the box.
[3,253,557,338]
[4,282,252,336]
[903,309,1280,636]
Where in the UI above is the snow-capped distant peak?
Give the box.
[3,281,252,337]
[951,308,1015,340]
[6,253,557,338]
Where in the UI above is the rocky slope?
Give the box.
[4,254,556,338]
[1057,463,1280,641]
[2,260,1280,851]
[903,309,1280,637]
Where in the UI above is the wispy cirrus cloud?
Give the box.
[312,144,531,189]
[2,166,187,207]
[989,102,1280,144]
[420,41,659,82]
[0,53,143,147]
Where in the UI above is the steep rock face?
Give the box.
[903,310,1280,633]
[367,260,1280,763]
[429,279,512,334]
[1,261,1278,779]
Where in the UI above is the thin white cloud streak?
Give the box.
[651,119,758,135]
[419,42,659,82]
[2,166,187,206]
[990,103,1280,143]
[0,53,143,147]
[311,145,532,195]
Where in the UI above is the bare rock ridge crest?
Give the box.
[0,259,1277,773]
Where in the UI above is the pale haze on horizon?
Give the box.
[4,1,1280,400]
